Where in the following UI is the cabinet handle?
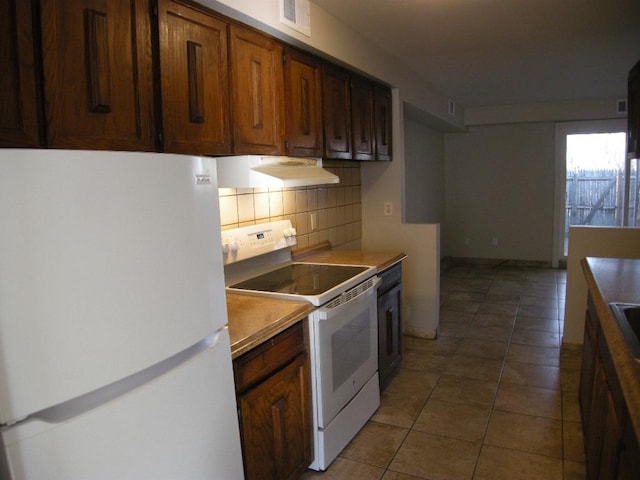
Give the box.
[84,9,112,113]
[386,307,394,355]
[187,41,205,124]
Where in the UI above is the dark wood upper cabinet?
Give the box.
[628,59,639,160]
[39,0,156,151]
[374,84,392,161]
[350,75,375,161]
[157,0,231,155]
[229,24,285,155]
[283,47,322,157]
[322,64,352,160]
[0,0,42,147]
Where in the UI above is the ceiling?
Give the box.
[312,0,640,109]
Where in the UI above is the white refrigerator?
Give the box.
[0,149,244,479]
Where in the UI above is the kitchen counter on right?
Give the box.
[580,256,640,476]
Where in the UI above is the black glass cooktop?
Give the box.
[230,263,368,296]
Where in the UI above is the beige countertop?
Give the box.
[582,257,640,439]
[227,293,315,359]
[226,249,406,359]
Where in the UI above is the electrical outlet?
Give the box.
[384,201,393,216]
[310,212,317,231]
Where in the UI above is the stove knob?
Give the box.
[230,237,240,253]
[284,227,297,237]
[221,237,230,254]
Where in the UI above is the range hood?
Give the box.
[215,155,339,188]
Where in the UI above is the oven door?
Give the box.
[309,277,380,428]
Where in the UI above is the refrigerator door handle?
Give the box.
[2,328,226,430]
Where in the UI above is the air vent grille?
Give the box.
[280,0,311,36]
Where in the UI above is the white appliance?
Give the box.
[222,221,380,471]
[0,149,244,480]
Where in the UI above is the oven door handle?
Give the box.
[316,276,381,321]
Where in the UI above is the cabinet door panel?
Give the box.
[40,0,155,150]
[322,64,352,159]
[374,84,392,161]
[0,0,42,147]
[351,76,374,161]
[283,48,322,157]
[238,355,312,480]
[157,0,231,154]
[229,24,284,155]
[378,283,401,387]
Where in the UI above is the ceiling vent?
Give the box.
[280,0,311,37]
[617,98,628,115]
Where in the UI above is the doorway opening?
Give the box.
[553,120,630,267]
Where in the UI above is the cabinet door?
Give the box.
[0,0,42,147]
[580,311,597,432]
[374,84,392,161]
[628,60,639,159]
[378,283,402,388]
[229,24,284,155]
[40,0,155,150]
[283,47,322,157]
[157,0,231,154]
[238,354,312,480]
[350,75,375,161]
[322,64,352,159]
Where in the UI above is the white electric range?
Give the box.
[222,220,381,471]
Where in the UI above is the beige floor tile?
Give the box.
[430,374,498,408]
[485,410,563,458]
[413,399,491,442]
[388,430,481,480]
[563,421,585,463]
[371,398,422,429]
[562,389,582,423]
[514,316,560,333]
[455,338,509,361]
[340,421,409,469]
[474,445,563,480]
[473,312,516,328]
[500,361,560,389]
[507,344,560,367]
[381,471,425,480]
[400,349,450,373]
[518,304,559,319]
[403,335,462,357]
[484,293,521,304]
[494,383,562,419]
[478,303,519,316]
[300,457,385,479]
[511,327,561,347]
[444,355,503,382]
[441,300,481,313]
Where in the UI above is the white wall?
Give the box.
[444,122,556,262]
[404,109,445,224]
[563,226,640,345]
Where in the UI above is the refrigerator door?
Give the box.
[0,150,227,423]
[2,328,244,480]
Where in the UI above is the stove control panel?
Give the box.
[221,220,296,265]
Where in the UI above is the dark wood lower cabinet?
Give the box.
[377,263,402,389]
[579,294,640,480]
[233,322,312,480]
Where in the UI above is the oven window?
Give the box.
[331,309,371,391]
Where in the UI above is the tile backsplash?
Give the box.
[218,160,362,250]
